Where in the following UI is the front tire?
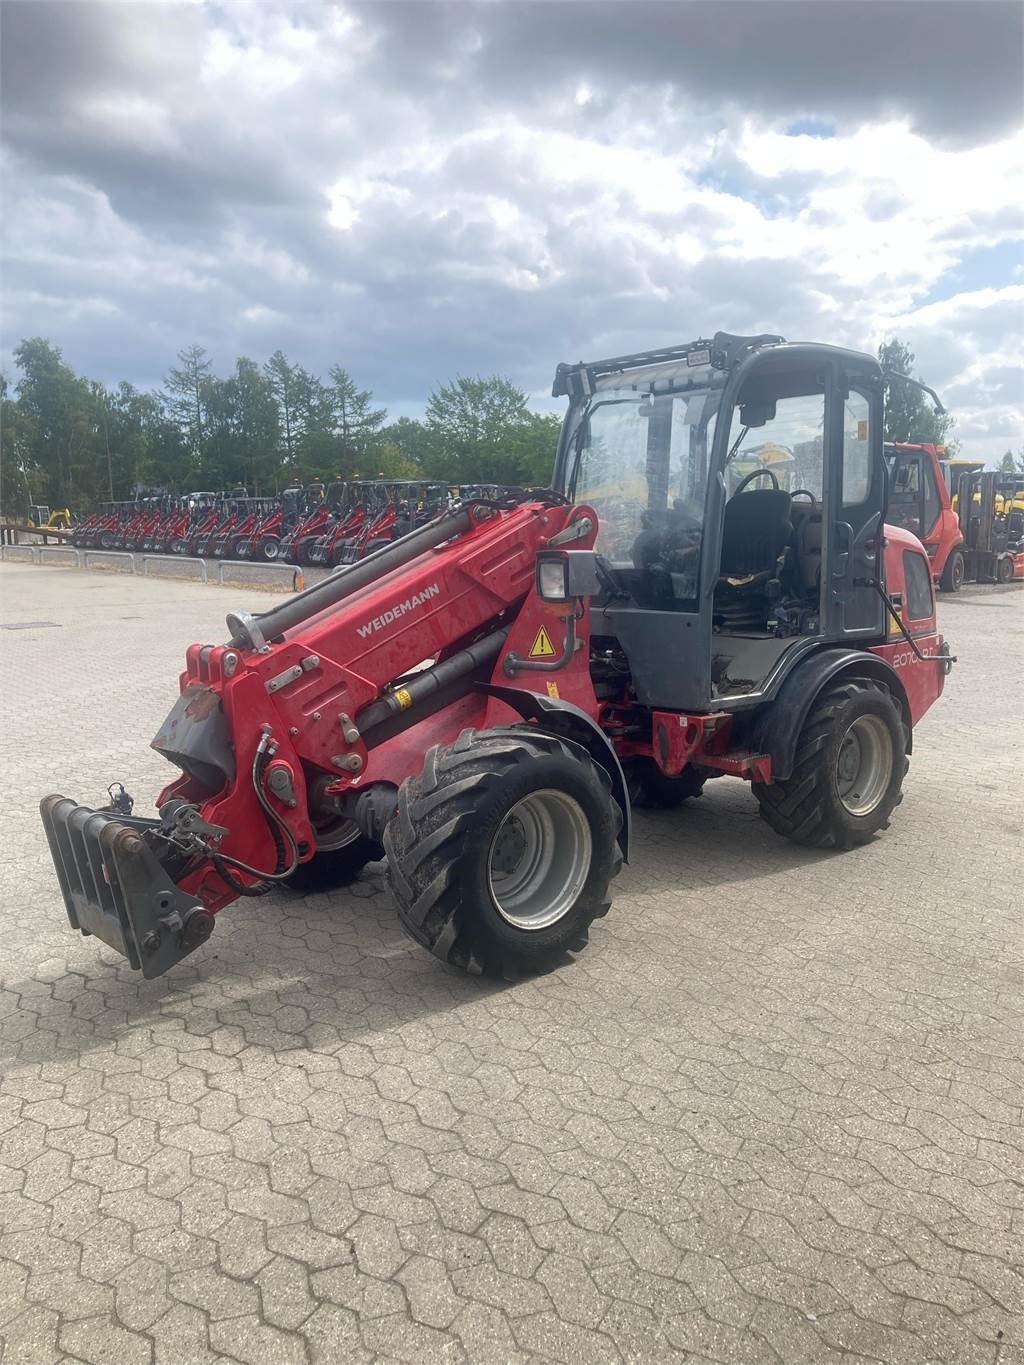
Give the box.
[384,727,622,977]
[255,536,280,561]
[997,556,1014,584]
[940,549,965,593]
[753,679,907,850]
[296,537,319,566]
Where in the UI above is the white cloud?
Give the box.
[2,1,1022,461]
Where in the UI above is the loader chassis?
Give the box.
[41,332,952,982]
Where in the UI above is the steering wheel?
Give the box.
[732,468,779,496]
[790,489,817,502]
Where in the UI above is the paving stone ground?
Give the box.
[1,560,1021,1365]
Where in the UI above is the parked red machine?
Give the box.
[279,486,333,565]
[41,332,954,982]
[305,491,367,568]
[885,442,966,591]
[233,486,305,561]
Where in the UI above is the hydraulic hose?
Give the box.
[209,735,301,891]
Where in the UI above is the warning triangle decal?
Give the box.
[529,625,557,659]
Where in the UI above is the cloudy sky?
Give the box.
[2,0,1022,460]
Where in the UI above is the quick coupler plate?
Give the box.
[39,795,214,979]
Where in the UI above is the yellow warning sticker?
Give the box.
[546,681,560,698]
[394,687,414,710]
[529,625,557,659]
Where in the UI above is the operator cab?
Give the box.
[553,332,887,711]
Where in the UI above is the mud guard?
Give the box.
[751,648,911,784]
[477,684,631,860]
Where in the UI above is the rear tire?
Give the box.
[625,758,705,808]
[753,678,907,850]
[939,549,964,593]
[256,537,280,561]
[384,727,622,977]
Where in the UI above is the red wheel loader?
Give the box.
[41,333,954,981]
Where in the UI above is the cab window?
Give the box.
[903,549,934,621]
[725,390,825,497]
[889,457,922,534]
[842,393,871,504]
[921,461,942,535]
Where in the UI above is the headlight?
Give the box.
[537,557,569,602]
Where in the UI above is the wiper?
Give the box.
[725,426,750,464]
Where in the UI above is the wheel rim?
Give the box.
[835,715,893,816]
[314,818,362,852]
[953,555,964,588]
[307,774,364,851]
[487,789,592,930]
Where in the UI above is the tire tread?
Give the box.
[384,726,622,974]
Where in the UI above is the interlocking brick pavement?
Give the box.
[1,561,1021,1364]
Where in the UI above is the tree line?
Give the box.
[0,338,562,515]
[4,333,1013,517]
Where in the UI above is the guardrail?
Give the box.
[0,543,38,564]
[84,549,135,573]
[2,545,303,593]
[215,558,301,589]
[142,553,207,584]
[37,545,82,568]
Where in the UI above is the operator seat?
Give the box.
[718,489,793,578]
[714,489,793,630]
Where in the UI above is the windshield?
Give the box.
[570,376,723,601]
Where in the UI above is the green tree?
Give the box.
[877,338,955,447]
[231,357,280,492]
[264,353,339,485]
[200,357,280,492]
[132,389,190,491]
[293,374,336,483]
[0,370,37,517]
[11,337,102,509]
[378,416,431,470]
[163,344,212,469]
[506,410,561,485]
[424,375,546,483]
[366,442,420,479]
[998,448,1024,475]
[327,367,387,474]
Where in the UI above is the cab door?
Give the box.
[824,364,886,637]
